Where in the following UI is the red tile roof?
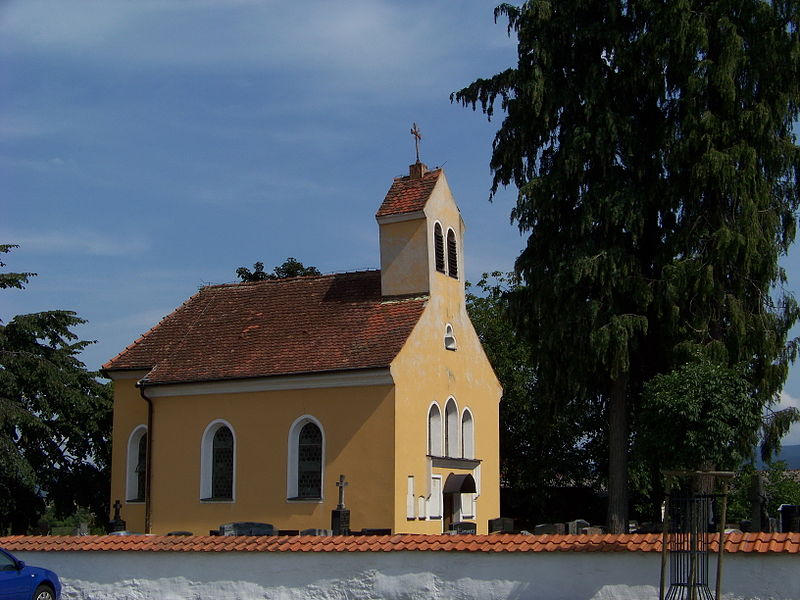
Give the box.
[103,271,426,385]
[3,533,798,554]
[375,169,442,218]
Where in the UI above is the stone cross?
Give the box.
[336,474,348,509]
[113,499,122,521]
[410,122,422,163]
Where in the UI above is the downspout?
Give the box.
[137,381,153,534]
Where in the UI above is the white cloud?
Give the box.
[6,231,150,257]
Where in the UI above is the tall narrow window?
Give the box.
[446,228,458,278]
[445,398,458,457]
[297,423,322,499]
[434,223,445,273]
[212,426,234,499]
[428,404,442,456]
[126,425,148,502]
[135,433,147,500]
[200,420,236,501]
[462,409,474,459]
[287,416,325,500]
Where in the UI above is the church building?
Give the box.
[103,159,502,535]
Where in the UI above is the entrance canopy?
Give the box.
[443,473,476,494]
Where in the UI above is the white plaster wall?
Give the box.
[13,550,799,600]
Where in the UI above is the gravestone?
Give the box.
[582,526,605,535]
[453,521,477,534]
[489,517,515,533]
[301,528,332,536]
[331,474,351,535]
[219,522,275,536]
[109,499,127,533]
[567,519,590,535]
[534,523,566,535]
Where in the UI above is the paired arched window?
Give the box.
[126,425,148,502]
[288,416,324,500]
[462,409,474,459]
[434,222,445,273]
[445,398,459,457]
[446,228,458,278]
[200,420,235,501]
[428,403,442,456]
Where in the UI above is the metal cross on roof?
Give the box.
[410,122,422,163]
[336,474,348,509]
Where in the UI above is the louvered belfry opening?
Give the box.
[211,427,234,499]
[298,423,322,499]
[446,229,458,278]
[434,223,445,273]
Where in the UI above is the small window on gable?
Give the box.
[434,223,445,273]
[444,324,457,351]
[428,403,442,456]
[126,425,147,502]
[446,228,458,279]
[200,420,235,501]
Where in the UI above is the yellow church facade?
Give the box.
[104,162,501,535]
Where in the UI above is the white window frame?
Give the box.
[427,402,442,456]
[287,414,325,501]
[444,323,457,351]
[461,407,475,459]
[428,475,442,520]
[126,424,148,503]
[446,227,459,279]
[406,476,415,520]
[200,419,236,502]
[445,397,459,458]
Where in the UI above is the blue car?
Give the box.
[0,548,61,600]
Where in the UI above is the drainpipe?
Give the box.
[137,381,153,534]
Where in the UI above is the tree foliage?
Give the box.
[455,0,800,531]
[467,273,594,503]
[236,257,321,282]
[638,360,761,472]
[0,245,112,534]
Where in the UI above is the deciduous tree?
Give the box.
[236,257,321,282]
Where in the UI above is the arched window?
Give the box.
[446,228,458,279]
[428,403,442,456]
[445,398,459,457]
[462,408,474,459]
[126,425,147,502]
[288,416,325,500]
[444,323,457,351]
[200,420,235,501]
[434,222,445,273]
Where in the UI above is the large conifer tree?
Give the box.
[455,0,800,532]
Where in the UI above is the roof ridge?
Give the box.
[205,269,382,290]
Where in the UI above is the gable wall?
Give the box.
[389,174,502,534]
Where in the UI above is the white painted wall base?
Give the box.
[13,549,798,600]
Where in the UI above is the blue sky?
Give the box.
[2,0,799,444]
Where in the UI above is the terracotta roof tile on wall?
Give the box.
[2,533,798,554]
[103,271,426,385]
[375,169,441,218]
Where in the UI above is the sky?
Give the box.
[2,0,799,445]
